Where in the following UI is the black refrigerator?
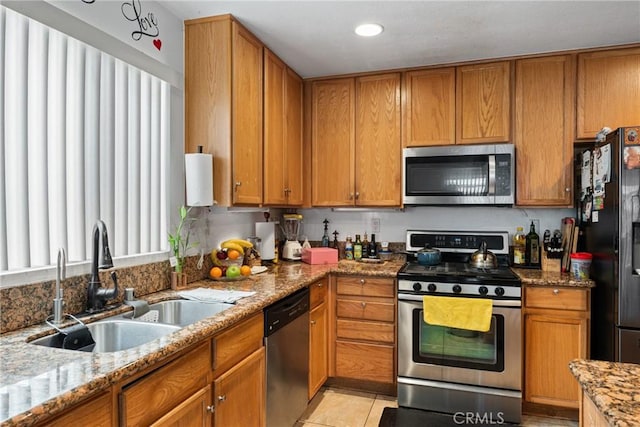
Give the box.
[579,126,640,363]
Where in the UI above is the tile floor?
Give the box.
[296,387,579,427]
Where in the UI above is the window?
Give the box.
[0,6,170,282]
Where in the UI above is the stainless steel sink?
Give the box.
[144,300,233,327]
[30,320,180,352]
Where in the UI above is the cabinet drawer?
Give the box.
[336,298,395,322]
[336,319,394,344]
[525,287,589,311]
[335,340,394,384]
[336,277,395,297]
[121,343,210,426]
[213,312,264,376]
[310,278,328,309]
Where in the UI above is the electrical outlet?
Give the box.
[371,217,380,233]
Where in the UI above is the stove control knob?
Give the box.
[427,283,437,292]
[479,286,489,295]
[452,285,462,294]
[413,282,422,292]
[495,287,505,297]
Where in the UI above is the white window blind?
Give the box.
[0,5,170,273]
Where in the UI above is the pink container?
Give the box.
[301,247,338,265]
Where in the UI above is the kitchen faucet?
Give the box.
[87,220,119,313]
[52,247,66,324]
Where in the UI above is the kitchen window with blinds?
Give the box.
[0,5,170,285]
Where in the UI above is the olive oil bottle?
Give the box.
[525,221,540,267]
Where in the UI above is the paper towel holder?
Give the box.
[185,146,215,207]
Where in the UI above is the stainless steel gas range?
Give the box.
[397,230,522,424]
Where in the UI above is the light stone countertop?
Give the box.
[570,359,640,427]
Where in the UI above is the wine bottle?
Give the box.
[354,234,362,261]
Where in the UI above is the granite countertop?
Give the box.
[570,359,640,427]
[0,259,404,426]
[512,267,595,288]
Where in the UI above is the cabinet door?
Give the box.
[232,22,263,205]
[515,55,575,206]
[46,390,113,427]
[525,311,589,408]
[404,68,456,147]
[311,78,355,206]
[355,73,402,206]
[456,61,511,144]
[309,301,328,399]
[263,49,287,205]
[577,47,640,139]
[151,385,212,427]
[213,347,266,427]
[285,67,304,205]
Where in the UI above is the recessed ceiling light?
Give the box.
[355,23,384,37]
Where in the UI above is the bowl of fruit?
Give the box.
[210,239,254,281]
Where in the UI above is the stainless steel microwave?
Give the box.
[403,144,515,206]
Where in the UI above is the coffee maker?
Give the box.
[281,214,303,260]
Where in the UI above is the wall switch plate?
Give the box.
[371,217,380,233]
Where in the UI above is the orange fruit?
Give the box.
[209,266,223,278]
[227,249,241,260]
[240,265,252,276]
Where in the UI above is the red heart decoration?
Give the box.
[153,39,162,51]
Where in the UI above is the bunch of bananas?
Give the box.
[211,239,254,266]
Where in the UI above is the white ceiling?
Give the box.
[162,1,640,78]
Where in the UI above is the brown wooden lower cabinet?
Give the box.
[120,343,211,426]
[213,347,265,427]
[309,299,328,399]
[330,275,397,393]
[524,286,590,414]
[41,390,113,427]
[151,385,212,427]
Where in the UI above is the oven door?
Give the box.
[398,293,521,391]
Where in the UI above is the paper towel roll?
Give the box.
[185,153,213,206]
[256,222,275,260]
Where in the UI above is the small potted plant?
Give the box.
[168,205,195,289]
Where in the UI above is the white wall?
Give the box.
[300,207,575,244]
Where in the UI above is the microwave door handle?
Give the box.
[488,154,496,195]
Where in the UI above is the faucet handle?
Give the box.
[124,287,135,301]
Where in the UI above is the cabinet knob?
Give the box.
[355,191,360,199]
[565,188,571,192]
[361,302,366,308]
[360,279,365,284]
[310,320,316,325]
[317,282,324,287]
[349,192,354,200]
[218,395,226,402]
[234,181,242,191]
[206,405,216,413]
[553,289,560,295]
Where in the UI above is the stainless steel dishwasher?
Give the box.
[264,287,310,427]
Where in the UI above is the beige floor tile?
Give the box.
[363,395,398,427]
[299,388,375,427]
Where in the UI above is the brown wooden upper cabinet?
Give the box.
[514,55,575,207]
[311,73,401,207]
[264,49,303,206]
[404,68,456,147]
[456,61,511,144]
[576,47,640,139]
[185,15,263,206]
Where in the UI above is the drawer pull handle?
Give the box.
[317,283,324,287]
[206,405,215,413]
[218,395,226,402]
[361,302,366,308]
[553,289,560,295]
[360,279,365,284]
[310,320,316,325]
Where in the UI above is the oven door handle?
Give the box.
[398,293,521,308]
